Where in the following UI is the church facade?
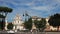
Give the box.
[12,14,24,30]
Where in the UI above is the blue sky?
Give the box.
[0,0,60,22]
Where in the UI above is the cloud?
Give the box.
[28,0,60,12]
[55,0,60,3]
[31,6,55,11]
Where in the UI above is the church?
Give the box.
[12,14,24,30]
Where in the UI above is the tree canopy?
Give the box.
[48,13,60,27]
[24,17,32,30]
[34,18,46,31]
[7,23,13,30]
[0,7,13,13]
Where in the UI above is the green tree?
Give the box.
[34,18,46,31]
[0,14,5,30]
[48,13,60,31]
[0,6,13,30]
[7,23,13,30]
[24,17,32,30]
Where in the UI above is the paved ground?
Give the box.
[0,31,60,34]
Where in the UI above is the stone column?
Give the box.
[5,18,8,30]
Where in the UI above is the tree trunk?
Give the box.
[2,18,5,30]
[57,26,59,31]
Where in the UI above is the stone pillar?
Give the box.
[5,18,8,30]
[32,19,36,30]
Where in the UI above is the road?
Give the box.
[0,31,60,34]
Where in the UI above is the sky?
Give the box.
[0,0,60,22]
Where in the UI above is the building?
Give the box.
[12,14,24,30]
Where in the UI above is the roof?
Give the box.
[32,16,41,19]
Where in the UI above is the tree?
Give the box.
[7,23,13,30]
[24,17,32,30]
[34,18,46,31]
[0,6,13,30]
[0,14,5,30]
[48,13,60,31]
